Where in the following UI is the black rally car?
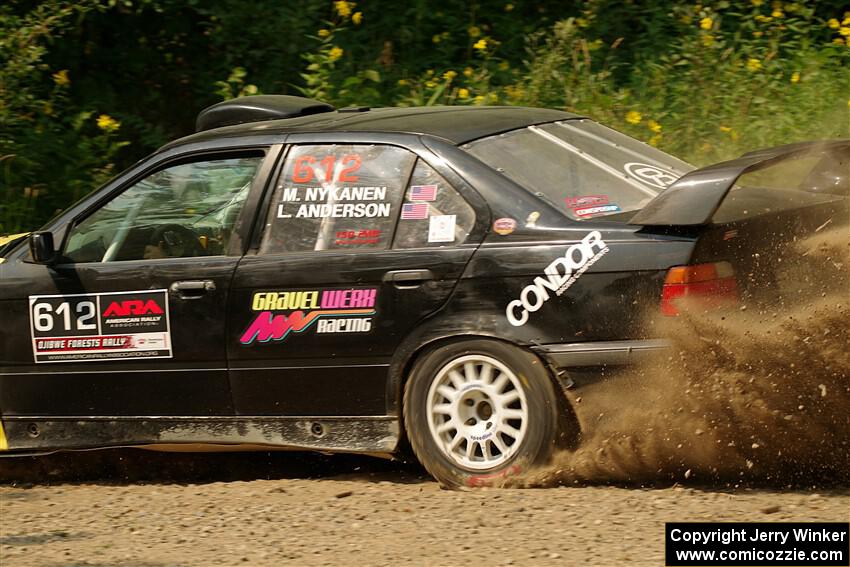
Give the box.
[0,96,847,487]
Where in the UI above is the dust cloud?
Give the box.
[516,224,849,487]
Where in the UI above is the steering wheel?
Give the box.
[149,224,203,258]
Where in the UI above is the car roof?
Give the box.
[165,105,582,149]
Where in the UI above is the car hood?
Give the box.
[630,140,849,226]
[0,232,29,263]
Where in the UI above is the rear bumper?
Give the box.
[532,338,671,369]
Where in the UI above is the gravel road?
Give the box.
[1,451,847,567]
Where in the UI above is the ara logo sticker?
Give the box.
[240,288,378,345]
[624,163,679,189]
[103,299,164,317]
[506,231,609,327]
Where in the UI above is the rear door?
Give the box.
[227,138,487,416]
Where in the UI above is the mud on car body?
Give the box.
[0,95,847,487]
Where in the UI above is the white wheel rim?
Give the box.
[426,354,529,471]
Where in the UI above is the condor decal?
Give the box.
[28,290,171,363]
[506,231,609,327]
[240,288,378,345]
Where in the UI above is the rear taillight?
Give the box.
[661,261,739,316]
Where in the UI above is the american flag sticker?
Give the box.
[410,185,437,201]
[401,203,429,220]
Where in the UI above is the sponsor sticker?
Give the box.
[573,204,621,217]
[493,218,517,236]
[428,214,456,243]
[240,288,378,345]
[565,195,609,209]
[334,229,382,246]
[624,162,679,189]
[29,290,172,363]
[505,231,609,326]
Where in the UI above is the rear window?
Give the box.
[463,119,693,220]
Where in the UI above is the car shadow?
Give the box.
[0,448,430,486]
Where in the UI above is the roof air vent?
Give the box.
[195,95,335,132]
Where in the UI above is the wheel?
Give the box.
[404,339,560,488]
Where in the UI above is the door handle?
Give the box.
[383,269,434,288]
[170,280,216,299]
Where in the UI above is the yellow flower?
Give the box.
[751,0,763,5]
[649,134,662,147]
[397,79,409,86]
[746,58,762,72]
[96,114,120,132]
[318,29,331,38]
[443,70,457,81]
[52,69,70,86]
[468,26,481,38]
[790,71,800,83]
[352,11,362,24]
[473,39,488,51]
[719,125,732,133]
[833,37,846,45]
[432,34,442,44]
[840,27,850,37]
[771,9,783,18]
[458,88,470,99]
[334,0,352,18]
[463,67,474,77]
[755,14,772,22]
[647,119,662,133]
[844,16,850,25]
[328,46,344,61]
[753,30,764,37]
[426,69,434,76]
[828,18,840,29]
[625,110,642,125]
[473,95,485,105]
[504,3,514,11]
[425,80,437,88]
[699,17,713,30]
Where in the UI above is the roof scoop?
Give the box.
[195,95,335,132]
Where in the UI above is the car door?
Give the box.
[0,148,275,419]
[227,139,488,416]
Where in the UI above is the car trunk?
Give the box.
[631,140,849,311]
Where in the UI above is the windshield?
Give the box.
[463,119,693,220]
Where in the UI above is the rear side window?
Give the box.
[463,119,693,221]
[259,144,415,253]
[392,160,476,248]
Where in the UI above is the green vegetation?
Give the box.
[2,0,848,233]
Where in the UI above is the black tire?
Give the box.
[403,339,560,488]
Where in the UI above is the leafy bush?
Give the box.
[1,0,848,233]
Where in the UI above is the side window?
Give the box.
[392,160,476,249]
[64,154,263,263]
[259,144,414,253]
